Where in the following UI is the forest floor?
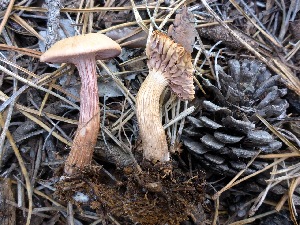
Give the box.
[0,0,300,225]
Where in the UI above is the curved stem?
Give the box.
[65,56,100,174]
[136,71,169,162]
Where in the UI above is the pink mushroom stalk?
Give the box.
[40,33,121,175]
[136,31,195,163]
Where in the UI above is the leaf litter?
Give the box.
[0,0,300,224]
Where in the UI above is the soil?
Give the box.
[0,0,300,225]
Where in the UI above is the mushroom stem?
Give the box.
[65,55,100,174]
[136,70,169,162]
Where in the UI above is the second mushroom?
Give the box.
[40,33,121,175]
[136,31,195,163]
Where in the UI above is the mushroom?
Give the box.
[136,31,195,162]
[40,33,121,175]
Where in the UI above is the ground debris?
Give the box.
[198,24,259,49]
[0,179,16,225]
[168,6,197,53]
[1,1,300,224]
[55,162,205,225]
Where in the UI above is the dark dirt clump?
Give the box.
[55,161,206,225]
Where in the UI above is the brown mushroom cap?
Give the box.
[40,33,121,64]
[146,31,195,100]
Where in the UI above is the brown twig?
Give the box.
[0,0,15,34]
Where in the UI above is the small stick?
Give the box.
[0,114,33,225]
[44,0,61,50]
[163,106,195,129]
[213,150,260,199]
[0,0,15,35]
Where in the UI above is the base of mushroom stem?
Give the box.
[54,158,206,224]
[63,163,95,176]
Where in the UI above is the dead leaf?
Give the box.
[168,6,197,53]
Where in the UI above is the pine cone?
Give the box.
[183,59,288,177]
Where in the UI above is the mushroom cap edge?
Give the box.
[40,33,121,64]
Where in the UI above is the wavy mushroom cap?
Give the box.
[146,31,195,100]
[40,33,121,64]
